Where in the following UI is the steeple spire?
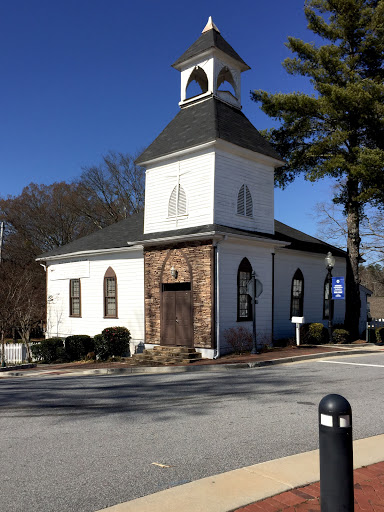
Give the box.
[202,16,220,34]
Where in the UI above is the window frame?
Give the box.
[237,257,253,322]
[290,269,304,319]
[104,267,118,318]
[69,278,81,317]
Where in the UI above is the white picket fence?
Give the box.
[1,343,34,364]
[366,318,384,342]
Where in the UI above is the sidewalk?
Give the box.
[234,462,384,511]
[1,343,382,379]
[97,435,384,512]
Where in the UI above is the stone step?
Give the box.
[152,346,197,354]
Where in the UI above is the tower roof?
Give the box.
[136,97,283,164]
[172,18,250,71]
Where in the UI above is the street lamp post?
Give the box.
[325,252,335,344]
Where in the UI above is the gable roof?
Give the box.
[172,27,250,71]
[37,212,144,259]
[136,97,283,165]
[37,213,346,260]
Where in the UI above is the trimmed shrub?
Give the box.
[65,335,94,361]
[333,329,350,344]
[224,326,253,354]
[31,337,65,363]
[307,323,328,344]
[376,327,384,343]
[94,327,131,360]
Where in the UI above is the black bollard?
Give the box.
[319,394,354,511]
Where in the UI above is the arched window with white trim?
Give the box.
[290,269,304,318]
[237,184,253,217]
[104,267,118,318]
[237,257,253,321]
[168,184,187,217]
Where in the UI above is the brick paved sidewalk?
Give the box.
[234,461,384,512]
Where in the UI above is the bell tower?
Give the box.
[172,17,250,109]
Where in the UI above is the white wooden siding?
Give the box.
[218,238,274,352]
[46,251,144,344]
[214,150,274,233]
[273,250,347,339]
[144,148,215,234]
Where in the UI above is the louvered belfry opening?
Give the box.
[237,184,253,217]
[168,184,187,217]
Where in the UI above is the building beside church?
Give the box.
[37,18,369,357]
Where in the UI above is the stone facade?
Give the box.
[144,240,214,348]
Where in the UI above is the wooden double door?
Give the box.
[161,282,193,347]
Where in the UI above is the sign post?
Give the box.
[247,272,263,354]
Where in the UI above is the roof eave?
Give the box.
[36,245,143,263]
[172,47,250,72]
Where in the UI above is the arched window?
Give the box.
[237,257,253,321]
[237,184,253,217]
[323,276,334,319]
[168,184,187,217]
[217,66,237,98]
[104,267,117,318]
[186,66,208,99]
[290,269,304,318]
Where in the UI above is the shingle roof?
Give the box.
[136,97,283,164]
[37,212,144,259]
[37,213,346,260]
[172,27,250,71]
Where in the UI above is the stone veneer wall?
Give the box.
[144,240,214,349]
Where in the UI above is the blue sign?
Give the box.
[332,277,345,300]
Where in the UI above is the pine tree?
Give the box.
[252,0,384,338]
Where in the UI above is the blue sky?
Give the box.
[0,0,336,238]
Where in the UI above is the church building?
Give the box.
[37,18,369,357]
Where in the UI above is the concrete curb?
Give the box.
[0,347,381,379]
[97,434,384,512]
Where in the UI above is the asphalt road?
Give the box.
[1,352,384,512]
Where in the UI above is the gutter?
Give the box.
[36,245,143,263]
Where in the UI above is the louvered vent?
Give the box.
[168,185,187,217]
[168,186,177,217]
[237,184,252,217]
[245,186,252,217]
[178,186,187,215]
[237,184,245,215]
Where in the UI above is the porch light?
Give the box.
[170,266,178,279]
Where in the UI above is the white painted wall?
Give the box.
[218,238,274,353]
[214,150,275,233]
[144,148,215,234]
[273,249,347,339]
[46,250,145,348]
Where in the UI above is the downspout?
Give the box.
[213,235,226,359]
[271,252,275,344]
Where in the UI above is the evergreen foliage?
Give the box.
[252,0,384,338]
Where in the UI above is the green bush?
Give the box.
[376,327,384,343]
[31,337,65,363]
[94,327,131,360]
[307,323,328,344]
[65,335,94,361]
[333,329,350,344]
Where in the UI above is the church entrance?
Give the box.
[161,282,193,347]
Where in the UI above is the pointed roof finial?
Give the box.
[202,16,220,34]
